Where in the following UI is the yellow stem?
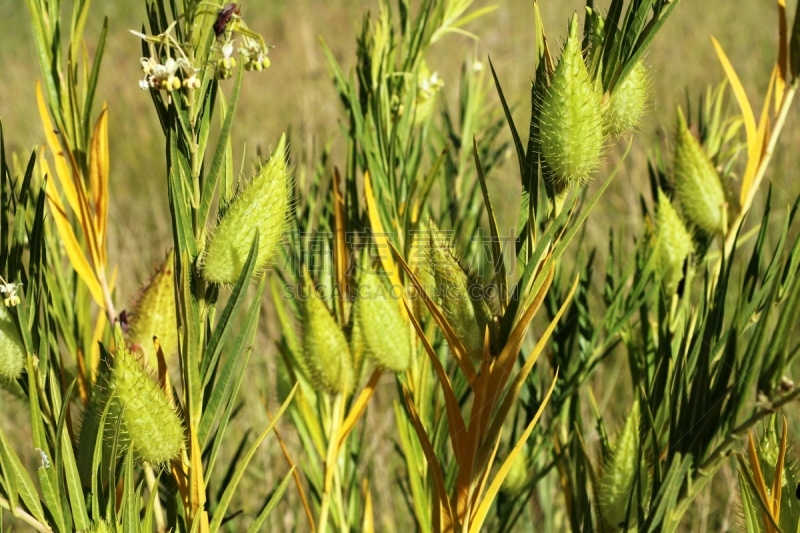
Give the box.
[0,496,53,532]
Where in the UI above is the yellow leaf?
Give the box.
[364,171,403,311]
[711,37,757,166]
[390,241,477,386]
[362,478,374,533]
[189,424,210,533]
[469,371,558,533]
[89,106,110,262]
[337,368,382,450]
[400,384,454,530]
[777,0,788,111]
[740,67,776,208]
[36,81,80,216]
[45,182,105,307]
[403,300,468,467]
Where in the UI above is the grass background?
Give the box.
[1,0,798,530]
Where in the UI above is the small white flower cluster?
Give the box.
[215,38,270,79]
[0,280,21,307]
[240,37,270,72]
[417,71,444,100]
[139,56,200,92]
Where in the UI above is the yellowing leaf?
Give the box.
[468,371,558,533]
[89,106,110,262]
[45,181,105,307]
[711,37,757,166]
[337,369,382,450]
[364,171,403,309]
[777,0,788,111]
[36,81,80,216]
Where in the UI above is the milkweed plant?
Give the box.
[1,0,799,531]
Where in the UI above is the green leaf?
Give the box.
[246,466,296,533]
[200,64,244,228]
[0,425,45,523]
[208,384,297,533]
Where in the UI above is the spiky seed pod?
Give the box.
[428,225,494,360]
[673,109,728,235]
[604,60,650,137]
[127,250,177,368]
[655,192,694,296]
[0,305,25,381]
[105,346,183,466]
[299,273,352,394]
[539,14,605,186]
[200,133,292,285]
[353,268,410,373]
[598,401,644,531]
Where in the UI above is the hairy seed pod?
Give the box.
[353,268,410,373]
[598,401,643,531]
[539,14,605,186]
[300,272,352,394]
[655,192,693,296]
[201,133,291,285]
[605,60,650,137]
[0,305,25,381]
[673,109,727,235]
[105,345,184,466]
[127,250,177,368]
[428,225,493,360]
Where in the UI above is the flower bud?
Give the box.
[655,192,693,295]
[299,272,352,394]
[604,60,650,137]
[127,250,178,368]
[201,133,291,285]
[0,305,25,381]
[352,267,410,373]
[428,225,494,360]
[539,14,605,185]
[673,109,727,235]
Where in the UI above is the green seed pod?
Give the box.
[539,14,605,186]
[353,268,410,373]
[655,192,693,296]
[604,60,650,137]
[201,133,292,285]
[673,109,728,235]
[500,451,529,495]
[299,272,352,394]
[0,305,25,381]
[598,401,644,531]
[428,225,494,360]
[127,250,177,368]
[105,343,183,466]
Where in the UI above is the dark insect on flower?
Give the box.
[214,3,240,38]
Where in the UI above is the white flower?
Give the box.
[221,41,235,59]
[0,281,21,307]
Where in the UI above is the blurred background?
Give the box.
[0,1,797,529]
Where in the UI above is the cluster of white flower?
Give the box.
[0,280,21,307]
[138,56,200,92]
[240,37,270,72]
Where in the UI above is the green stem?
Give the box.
[0,496,53,532]
[318,393,345,533]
